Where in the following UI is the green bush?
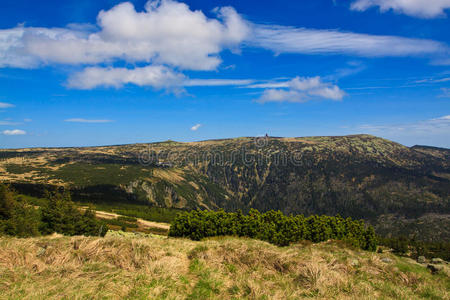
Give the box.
[169,209,377,251]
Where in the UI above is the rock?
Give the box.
[431,258,444,264]
[427,264,443,274]
[417,256,426,264]
[381,257,392,264]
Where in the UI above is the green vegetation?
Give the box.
[0,184,107,238]
[1,135,449,242]
[169,209,377,250]
[0,185,40,237]
[51,163,154,186]
[103,216,139,230]
[380,236,450,261]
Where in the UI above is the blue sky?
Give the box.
[0,0,449,148]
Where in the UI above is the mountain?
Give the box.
[1,134,449,241]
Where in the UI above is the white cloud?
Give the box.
[0,0,448,92]
[256,77,345,103]
[350,0,450,18]
[67,65,185,90]
[250,24,447,57]
[0,120,20,125]
[0,0,249,70]
[0,0,447,72]
[67,64,256,89]
[357,115,450,144]
[2,129,26,135]
[184,79,254,86]
[0,102,14,108]
[191,123,202,131]
[415,77,450,83]
[359,115,450,134]
[24,118,32,122]
[65,118,113,123]
[354,116,450,147]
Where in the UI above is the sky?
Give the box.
[0,0,449,148]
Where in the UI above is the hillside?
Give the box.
[0,233,448,299]
[0,134,449,241]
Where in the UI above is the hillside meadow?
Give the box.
[0,233,448,299]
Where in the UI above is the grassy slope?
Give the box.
[0,234,448,299]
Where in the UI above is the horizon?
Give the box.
[0,0,449,148]
[1,133,448,150]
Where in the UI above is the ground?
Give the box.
[0,234,448,299]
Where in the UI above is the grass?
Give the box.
[0,234,448,299]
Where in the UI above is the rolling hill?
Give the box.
[1,134,449,241]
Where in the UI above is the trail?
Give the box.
[80,207,171,231]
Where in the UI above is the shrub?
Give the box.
[169,209,377,251]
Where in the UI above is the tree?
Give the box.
[40,191,107,237]
[0,184,40,237]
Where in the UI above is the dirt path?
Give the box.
[80,207,171,230]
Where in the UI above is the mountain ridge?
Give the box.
[1,134,449,241]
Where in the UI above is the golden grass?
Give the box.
[0,235,448,299]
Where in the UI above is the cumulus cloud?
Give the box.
[255,77,345,103]
[0,0,249,70]
[0,0,447,71]
[65,118,113,123]
[0,102,14,108]
[191,124,202,131]
[250,25,447,57]
[350,0,450,18]
[2,129,26,135]
[0,0,448,92]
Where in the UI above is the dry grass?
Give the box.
[0,235,448,299]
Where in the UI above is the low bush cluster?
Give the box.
[169,209,377,250]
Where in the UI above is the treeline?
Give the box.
[0,184,107,238]
[169,209,377,250]
[380,236,450,261]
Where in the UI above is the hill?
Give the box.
[0,134,449,241]
[0,233,448,299]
